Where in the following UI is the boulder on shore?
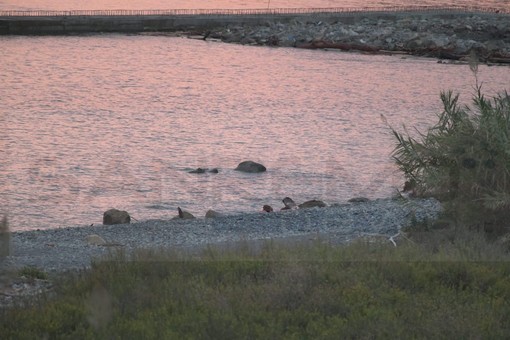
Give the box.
[235,161,267,173]
[282,197,298,210]
[103,209,131,225]
[172,207,195,220]
[205,209,223,218]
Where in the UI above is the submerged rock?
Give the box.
[235,161,267,173]
[189,168,220,174]
[189,168,207,174]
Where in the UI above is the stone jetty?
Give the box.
[1,9,509,63]
[200,12,510,63]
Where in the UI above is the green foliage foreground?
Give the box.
[2,237,510,339]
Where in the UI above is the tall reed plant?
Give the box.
[390,86,510,232]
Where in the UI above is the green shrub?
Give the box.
[390,86,510,232]
[19,266,48,280]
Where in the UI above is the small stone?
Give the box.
[348,197,370,203]
[86,234,106,246]
[496,233,510,250]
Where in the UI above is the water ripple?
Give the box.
[1,35,509,230]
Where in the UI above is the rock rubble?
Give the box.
[199,13,510,63]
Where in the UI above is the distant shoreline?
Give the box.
[1,10,508,64]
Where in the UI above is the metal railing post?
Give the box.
[0,6,507,17]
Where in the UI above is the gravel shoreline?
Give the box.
[2,197,441,274]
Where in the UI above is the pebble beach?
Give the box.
[2,197,441,274]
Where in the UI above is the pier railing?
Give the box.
[0,6,507,17]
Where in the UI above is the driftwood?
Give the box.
[297,42,510,65]
[356,231,415,247]
[423,47,510,64]
[488,57,510,64]
[297,40,379,53]
[436,50,463,61]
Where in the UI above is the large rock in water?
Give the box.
[235,161,266,173]
[103,209,131,225]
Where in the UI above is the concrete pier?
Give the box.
[0,14,300,35]
[0,7,505,35]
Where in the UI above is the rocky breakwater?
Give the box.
[202,13,510,64]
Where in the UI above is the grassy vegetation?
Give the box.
[1,236,510,339]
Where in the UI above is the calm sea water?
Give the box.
[0,0,507,11]
[1,35,509,231]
